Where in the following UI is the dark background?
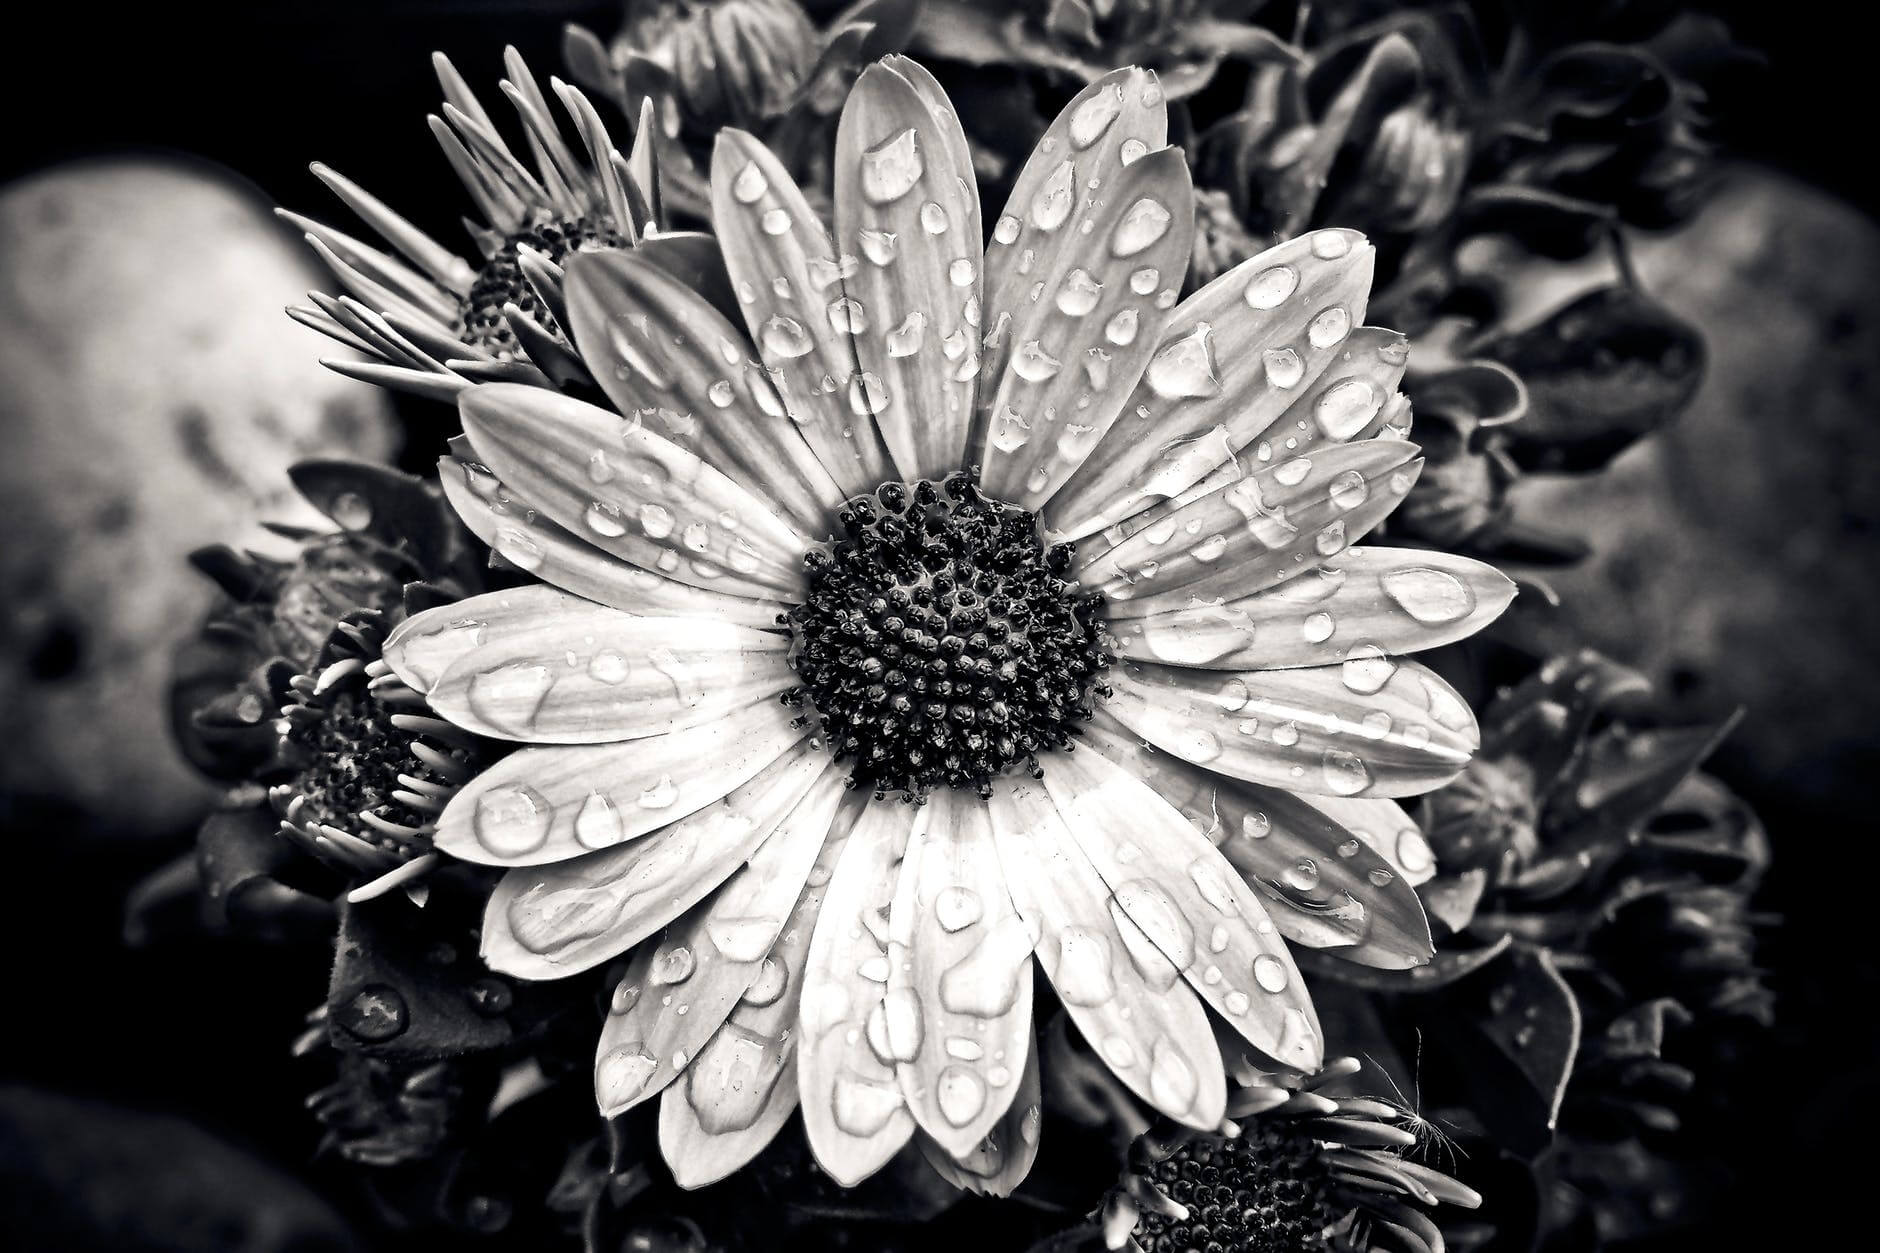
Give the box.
[1,1,1869,1249]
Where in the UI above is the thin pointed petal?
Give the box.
[435,701,809,868]
[798,799,920,1185]
[597,768,848,1115]
[565,251,847,534]
[987,779,1226,1129]
[310,162,476,291]
[436,460,786,629]
[656,789,869,1184]
[885,790,1034,1159]
[1082,441,1424,620]
[1104,656,1479,799]
[1046,229,1376,541]
[459,384,810,600]
[711,128,895,496]
[1112,548,1517,669]
[488,743,829,983]
[1080,714,1434,969]
[832,60,982,480]
[1038,747,1323,1071]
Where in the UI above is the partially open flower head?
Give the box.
[283,49,710,387]
[1099,1054,1481,1253]
[174,461,473,780]
[349,56,1513,1193]
[566,0,923,214]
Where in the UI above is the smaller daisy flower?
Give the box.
[1098,1055,1481,1253]
[281,48,700,397]
[270,607,484,904]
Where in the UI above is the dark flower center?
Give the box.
[783,472,1110,801]
[287,689,439,848]
[1135,1123,1336,1253]
[457,214,628,359]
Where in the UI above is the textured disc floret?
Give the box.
[783,471,1111,800]
[1131,1122,1337,1253]
[457,214,629,358]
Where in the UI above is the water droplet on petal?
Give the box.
[760,208,790,236]
[1118,138,1148,165]
[1148,1037,1199,1113]
[1311,230,1353,259]
[885,311,926,358]
[706,916,776,962]
[760,316,812,359]
[652,944,697,985]
[1380,567,1476,624]
[936,1066,986,1126]
[860,127,923,204]
[733,161,768,203]
[1342,644,1396,694]
[596,1047,659,1108]
[934,886,984,932]
[1031,160,1076,231]
[1272,722,1300,747]
[639,776,680,809]
[1322,749,1371,796]
[1145,323,1221,399]
[1111,198,1172,257]
[1110,879,1195,971]
[1052,926,1115,1006]
[1056,268,1103,316]
[849,371,890,415]
[1274,457,1312,487]
[859,228,898,265]
[1328,469,1370,510]
[827,298,866,334]
[1302,612,1335,643]
[1012,340,1062,382]
[949,258,975,287]
[920,201,949,234]
[1308,306,1351,348]
[474,785,551,857]
[1315,520,1349,557]
[992,214,1020,245]
[1252,953,1290,993]
[1245,264,1300,309]
[1069,83,1124,147]
[1264,347,1305,389]
[833,1073,905,1135]
[573,791,625,849]
[1316,379,1382,439]
[1104,308,1139,345]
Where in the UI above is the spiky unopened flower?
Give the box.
[364,57,1514,1192]
[282,48,693,389]
[1100,1056,1481,1253]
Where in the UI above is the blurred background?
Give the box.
[2,1,1872,1249]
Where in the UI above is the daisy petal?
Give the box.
[1038,747,1323,1071]
[799,799,921,1185]
[1110,548,1517,670]
[1081,441,1423,620]
[1080,714,1434,970]
[1045,228,1376,542]
[1104,656,1479,799]
[438,459,788,629]
[1292,794,1437,888]
[565,250,847,533]
[885,789,1035,1159]
[833,59,984,480]
[593,767,849,1117]
[1082,325,1408,545]
[485,740,829,982]
[424,609,789,744]
[436,699,809,867]
[987,779,1226,1129]
[710,129,896,497]
[655,791,868,1186]
[916,1028,1042,1197]
[977,78,1196,506]
[460,383,810,600]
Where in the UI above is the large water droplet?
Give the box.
[638,503,676,539]
[1341,644,1396,694]
[1284,858,1320,891]
[474,785,552,857]
[881,986,924,1062]
[1316,378,1381,440]
[687,1023,786,1133]
[1251,953,1290,993]
[1322,749,1371,796]
[1011,340,1063,382]
[1380,567,1476,624]
[1110,879,1195,971]
[827,297,866,335]
[833,1072,905,1135]
[935,886,984,932]
[733,161,768,204]
[992,214,1020,245]
[1145,323,1221,399]
[761,316,812,360]
[706,916,776,962]
[1314,520,1349,557]
[920,201,949,234]
[938,916,1033,1016]
[859,228,898,266]
[860,127,923,204]
[1031,159,1076,231]
[1328,469,1370,511]
[760,209,790,236]
[1104,308,1139,346]
[991,407,1031,453]
[1148,1037,1199,1114]
[743,956,788,1006]
[1302,612,1335,643]
[1311,230,1354,259]
[936,1066,987,1127]
[1069,83,1123,147]
[1308,306,1351,348]
[494,528,546,571]
[467,664,555,733]
[1111,198,1172,257]
[1052,926,1115,1006]
[1056,269,1102,316]
[1272,721,1300,747]
[1245,264,1299,309]
[652,943,697,985]
[1264,346,1305,389]
[573,791,625,849]
[1274,457,1313,487]
[596,1046,658,1109]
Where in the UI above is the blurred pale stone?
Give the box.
[1513,164,1880,797]
[0,159,398,836]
